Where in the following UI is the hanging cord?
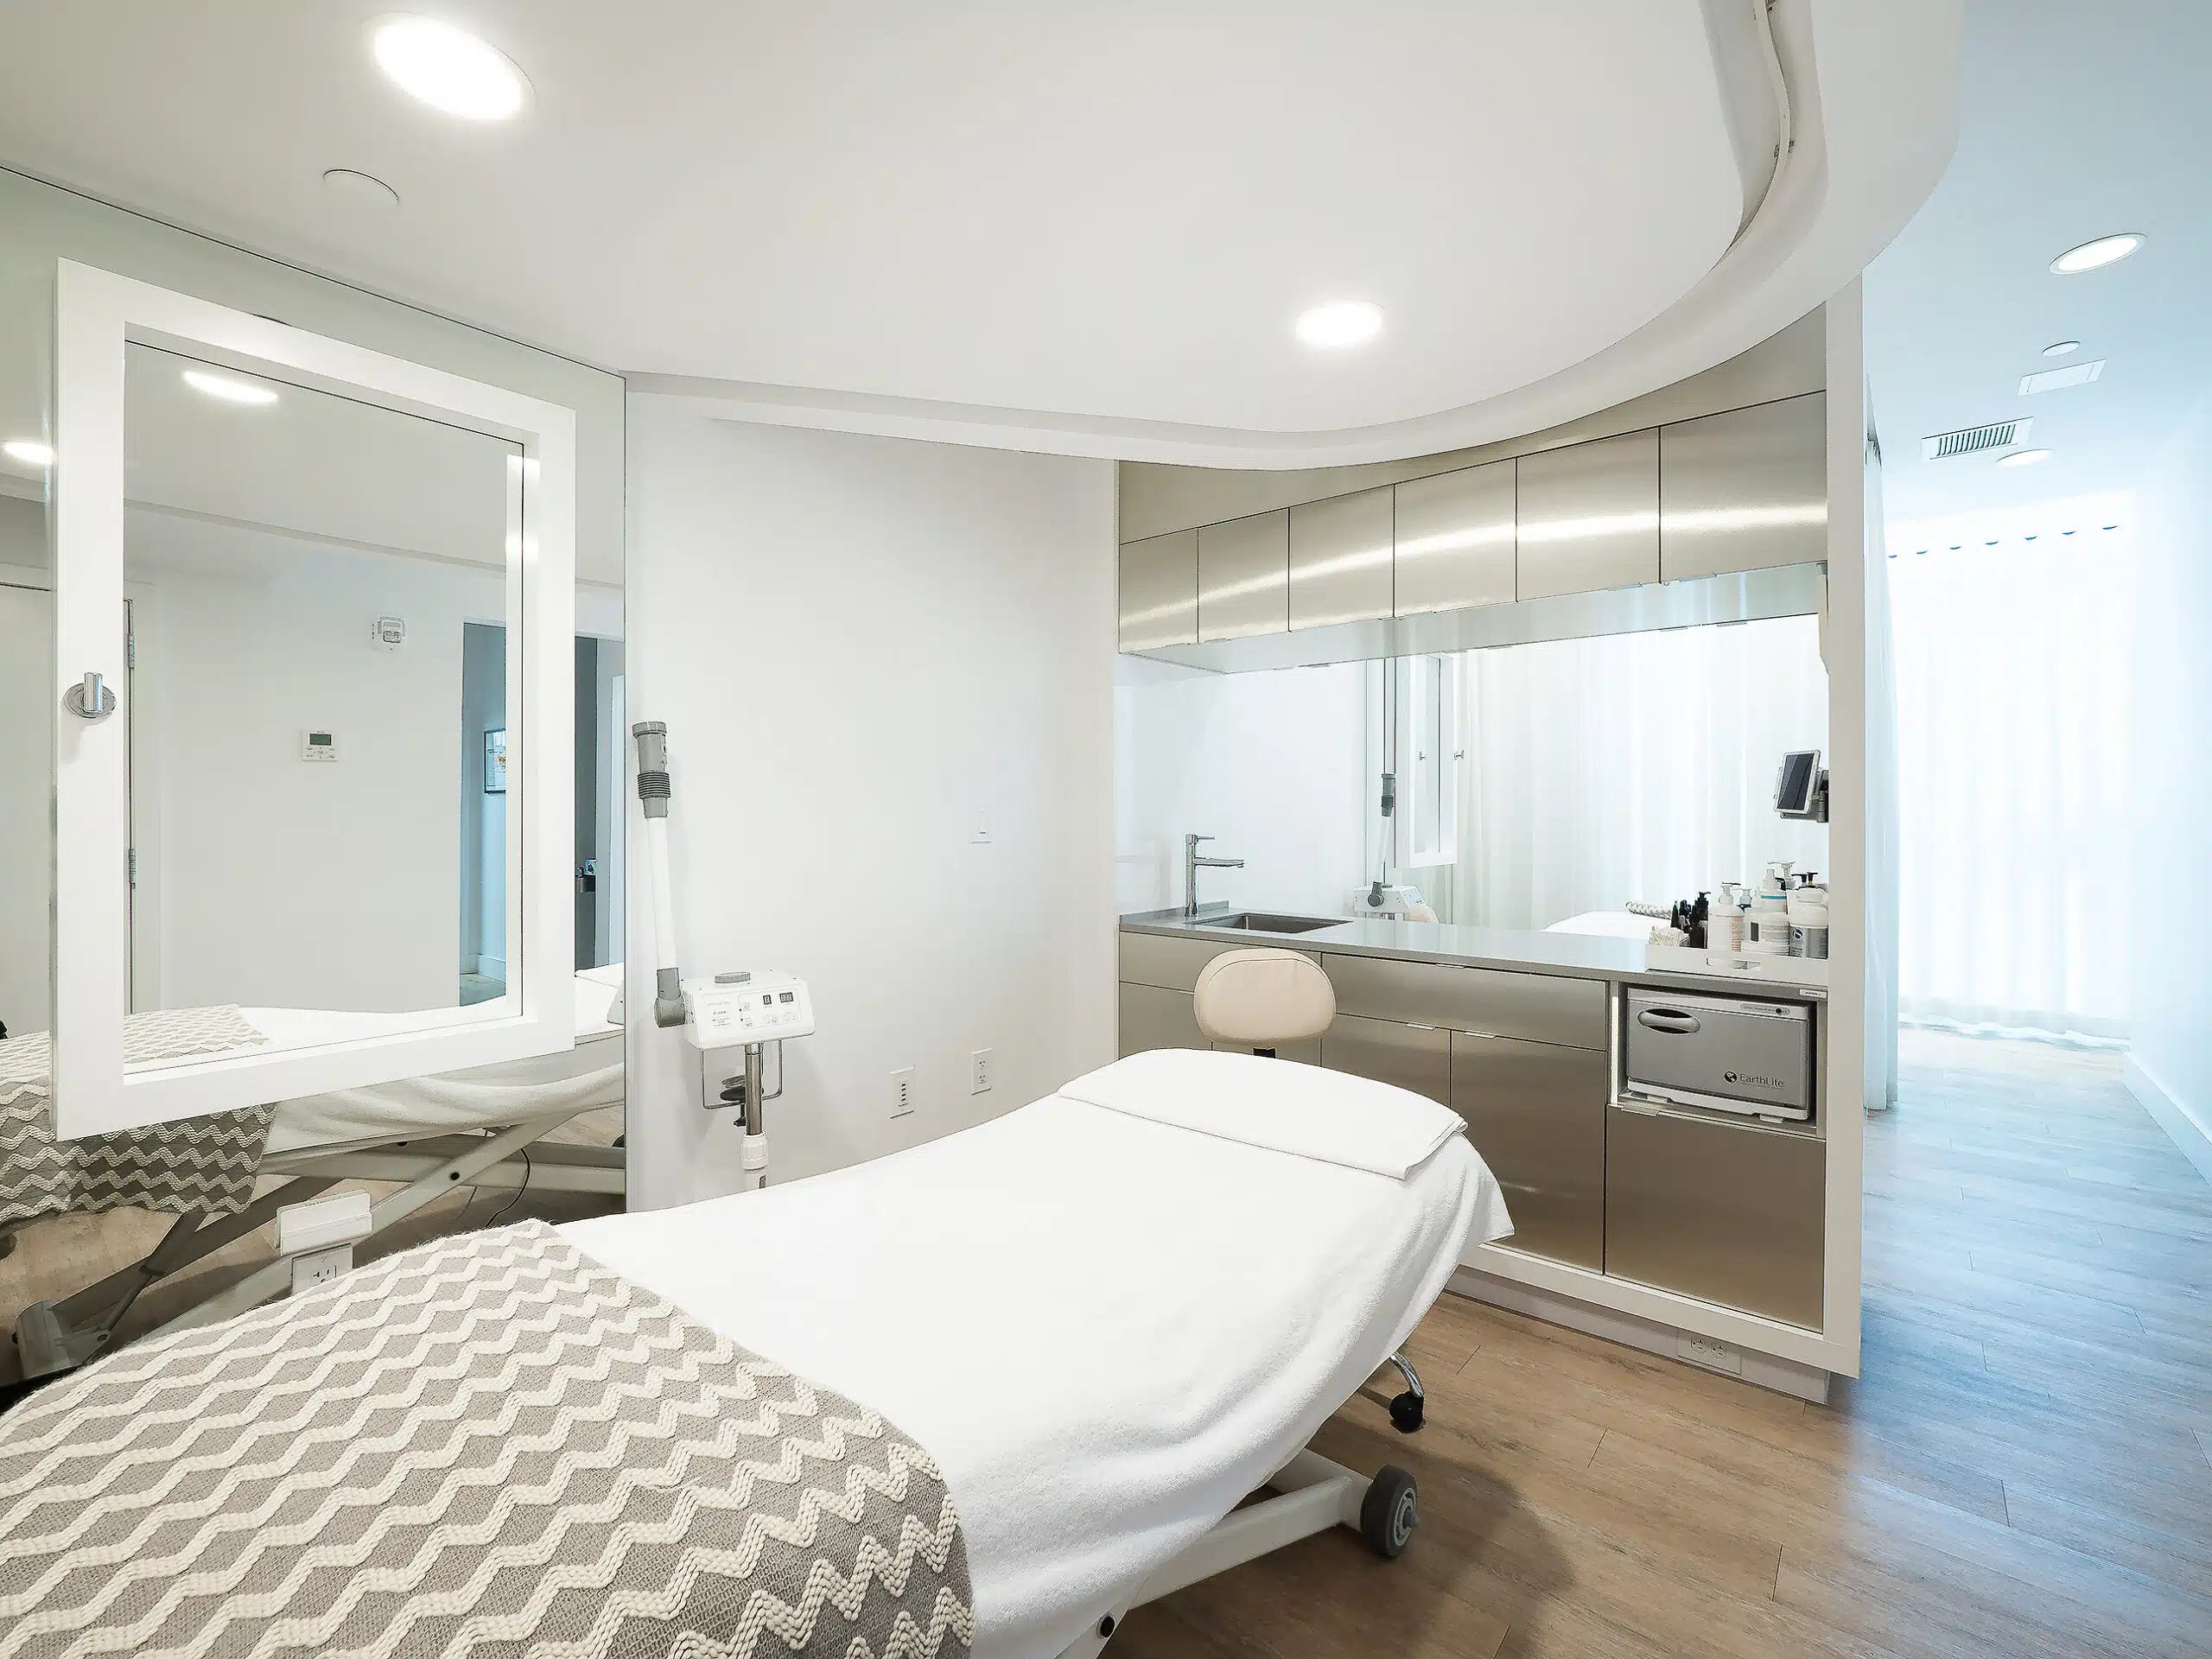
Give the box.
[461,1147,534,1231]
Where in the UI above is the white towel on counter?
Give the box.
[1058,1047,1465,1179]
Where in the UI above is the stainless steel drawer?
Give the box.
[1658,394,1827,582]
[1198,511,1288,641]
[1117,982,1205,1057]
[1605,1104,1825,1329]
[1117,530,1198,650]
[1320,1014,1451,1106]
[1289,486,1394,630]
[1322,953,1605,1050]
[1452,1033,1606,1270]
[1118,931,1318,994]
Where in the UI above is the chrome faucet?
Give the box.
[1184,834,1244,917]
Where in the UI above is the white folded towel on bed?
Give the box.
[1058,1048,1465,1179]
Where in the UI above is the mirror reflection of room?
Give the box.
[1116,615,1828,943]
[116,342,524,1060]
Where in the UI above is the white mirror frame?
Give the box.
[49,260,575,1138]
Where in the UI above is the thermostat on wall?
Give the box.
[302,729,340,762]
[371,615,407,651]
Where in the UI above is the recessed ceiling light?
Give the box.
[1294,301,1384,350]
[2041,340,2081,357]
[1997,448,2052,467]
[182,368,280,406]
[3,438,54,467]
[323,168,401,209]
[370,16,531,121]
[2050,233,2143,274]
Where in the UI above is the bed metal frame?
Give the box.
[10,1108,620,1383]
[1060,1354,1427,1657]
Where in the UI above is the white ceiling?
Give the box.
[1865,0,2212,524]
[124,342,516,572]
[0,3,1960,467]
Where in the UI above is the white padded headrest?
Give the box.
[1192,948,1336,1046]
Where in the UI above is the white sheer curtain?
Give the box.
[1450,617,1831,929]
[1887,496,2132,1041]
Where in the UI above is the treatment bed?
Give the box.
[0,1047,1509,1659]
[2,965,626,1381]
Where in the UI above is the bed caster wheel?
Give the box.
[1361,1465,1418,1558]
[1389,1389,1424,1433]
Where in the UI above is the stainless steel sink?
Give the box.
[1201,912,1343,936]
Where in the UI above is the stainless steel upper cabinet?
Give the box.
[1392,459,1515,616]
[1515,430,1659,600]
[1197,509,1289,641]
[1659,393,1827,582]
[1288,486,1393,630]
[1117,528,1198,651]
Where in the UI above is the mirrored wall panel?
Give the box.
[115,343,524,1071]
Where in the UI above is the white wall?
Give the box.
[1115,659,1367,918]
[132,511,502,1014]
[2127,397,2212,1172]
[624,404,1116,1208]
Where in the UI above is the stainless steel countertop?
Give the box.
[1119,906,1828,997]
[1120,906,1647,982]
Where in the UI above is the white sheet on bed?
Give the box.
[563,1084,1510,1659]
[1060,1047,1465,1179]
[259,965,625,1154]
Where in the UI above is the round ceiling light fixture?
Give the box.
[1997,448,2053,467]
[1294,300,1384,350]
[182,368,280,406]
[3,438,54,467]
[2041,340,2081,357]
[324,168,401,208]
[2050,233,2143,275]
[370,16,531,121]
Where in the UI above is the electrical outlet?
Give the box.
[1677,1332,1744,1376]
[890,1066,916,1118]
[290,1244,353,1296]
[970,1049,994,1095]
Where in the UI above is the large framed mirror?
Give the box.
[48,261,578,1138]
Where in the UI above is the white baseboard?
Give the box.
[2126,1053,2212,1187]
[1447,1267,1832,1404]
[472,955,506,980]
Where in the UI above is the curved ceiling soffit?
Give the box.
[639,0,1961,471]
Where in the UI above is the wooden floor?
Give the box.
[1118,1031,2212,1659]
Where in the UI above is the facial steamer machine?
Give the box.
[633,721,814,1190]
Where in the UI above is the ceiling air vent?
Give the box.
[1922,418,2032,461]
[2019,359,2105,396]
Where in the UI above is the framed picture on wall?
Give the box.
[484,728,508,794]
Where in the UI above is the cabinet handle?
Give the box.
[1635,1009,1701,1034]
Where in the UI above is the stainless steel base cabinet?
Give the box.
[1118,982,1206,1058]
[1321,1014,1451,1105]
[1605,1104,1825,1329]
[1452,1033,1606,1270]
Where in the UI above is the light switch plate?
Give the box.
[890,1066,916,1118]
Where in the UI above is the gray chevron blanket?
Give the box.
[0,1219,975,1659]
[0,1005,274,1228]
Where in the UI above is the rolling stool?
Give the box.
[1192,948,1427,1436]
